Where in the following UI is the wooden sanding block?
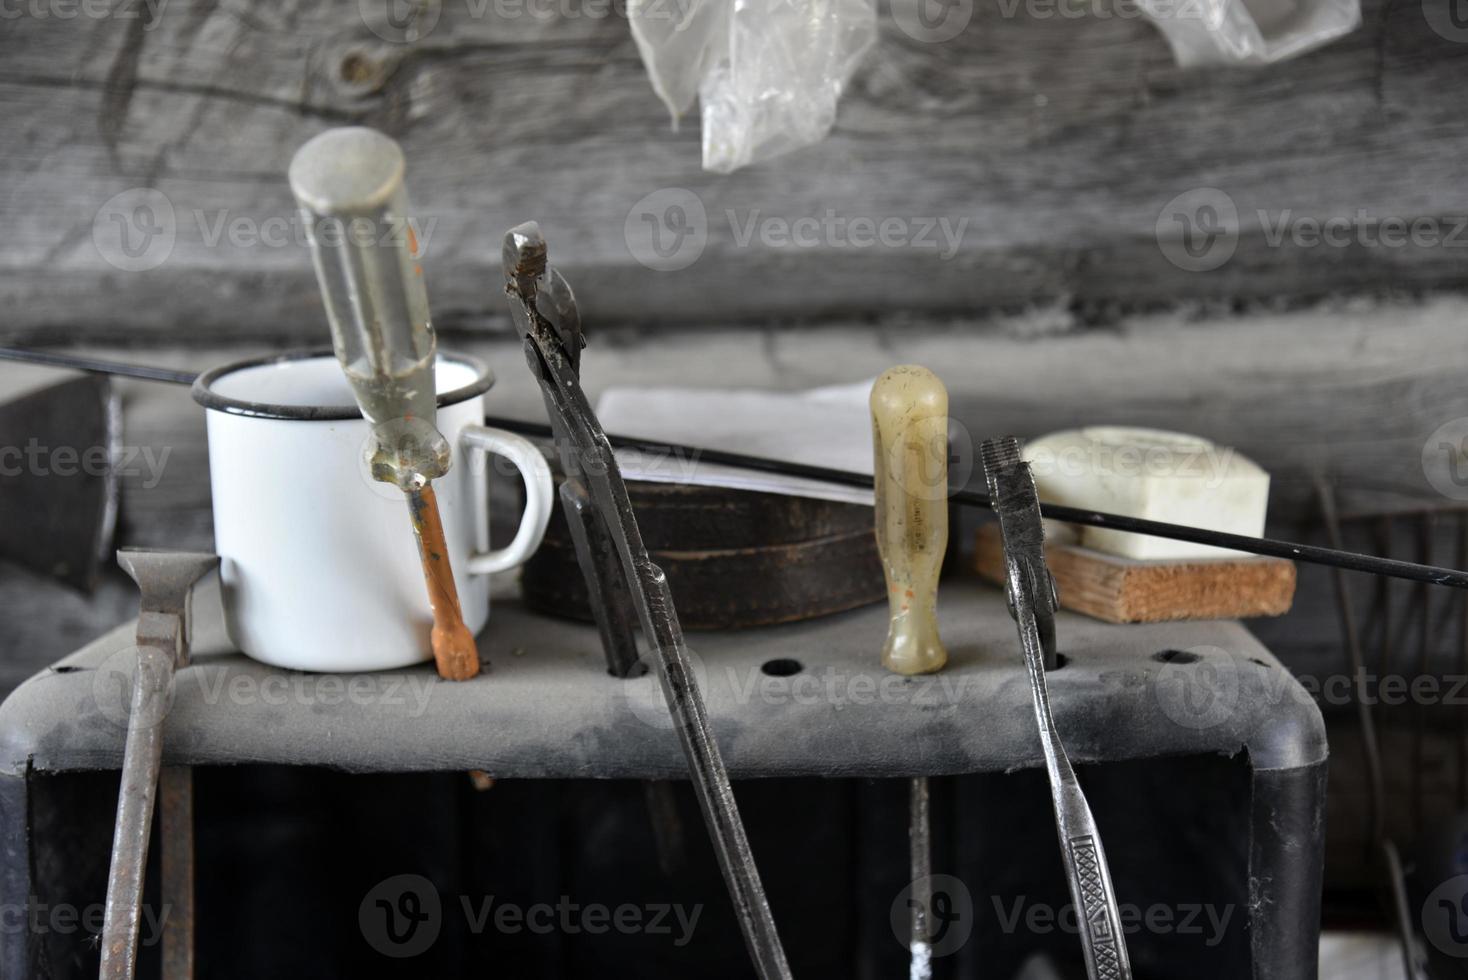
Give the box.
[973,522,1296,623]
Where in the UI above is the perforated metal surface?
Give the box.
[0,581,1324,780]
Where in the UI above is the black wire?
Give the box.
[0,347,197,386]
[7,346,1468,590]
[514,420,1468,590]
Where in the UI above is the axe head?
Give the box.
[0,374,120,591]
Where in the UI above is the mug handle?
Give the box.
[459,425,554,575]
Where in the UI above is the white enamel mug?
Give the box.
[192,350,553,672]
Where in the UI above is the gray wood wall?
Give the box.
[4,0,1468,340]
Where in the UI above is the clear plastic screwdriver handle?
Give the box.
[289,127,447,488]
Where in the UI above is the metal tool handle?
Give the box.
[102,550,217,980]
[288,126,446,487]
[101,644,172,980]
[870,365,949,676]
[982,440,1132,980]
[290,128,477,680]
[1013,567,1132,980]
[502,223,792,980]
[530,342,793,980]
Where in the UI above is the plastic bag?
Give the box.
[628,0,1359,174]
[629,0,877,174]
[1138,0,1360,67]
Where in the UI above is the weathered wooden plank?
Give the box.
[2,0,1467,339]
[973,523,1298,622]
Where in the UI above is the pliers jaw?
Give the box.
[981,436,1060,671]
[503,221,584,372]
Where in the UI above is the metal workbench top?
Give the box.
[0,579,1325,780]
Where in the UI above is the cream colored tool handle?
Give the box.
[871,365,950,676]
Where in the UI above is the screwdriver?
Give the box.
[871,365,951,980]
[288,127,479,681]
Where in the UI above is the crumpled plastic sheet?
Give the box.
[628,0,1361,173]
[629,0,877,174]
[1139,0,1361,67]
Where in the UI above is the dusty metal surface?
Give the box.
[0,582,1324,780]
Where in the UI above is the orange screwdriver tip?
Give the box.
[431,619,479,681]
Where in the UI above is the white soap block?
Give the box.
[1022,427,1269,560]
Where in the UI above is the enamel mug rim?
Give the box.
[190,347,495,420]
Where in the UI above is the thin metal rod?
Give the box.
[1317,481,1385,847]
[1372,518,1394,678]
[1320,482,1424,980]
[1413,514,1433,834]
[1459,518,1468,809]
[7,346,1468,589]
[159,766,194,980]
[101,648,172,980]
[909,776,932,980]
[0,347,197,386]
[1383,840,1425,980]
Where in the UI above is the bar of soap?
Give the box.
[1022,427,1269,560]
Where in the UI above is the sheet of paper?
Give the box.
[596,380,876,506]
